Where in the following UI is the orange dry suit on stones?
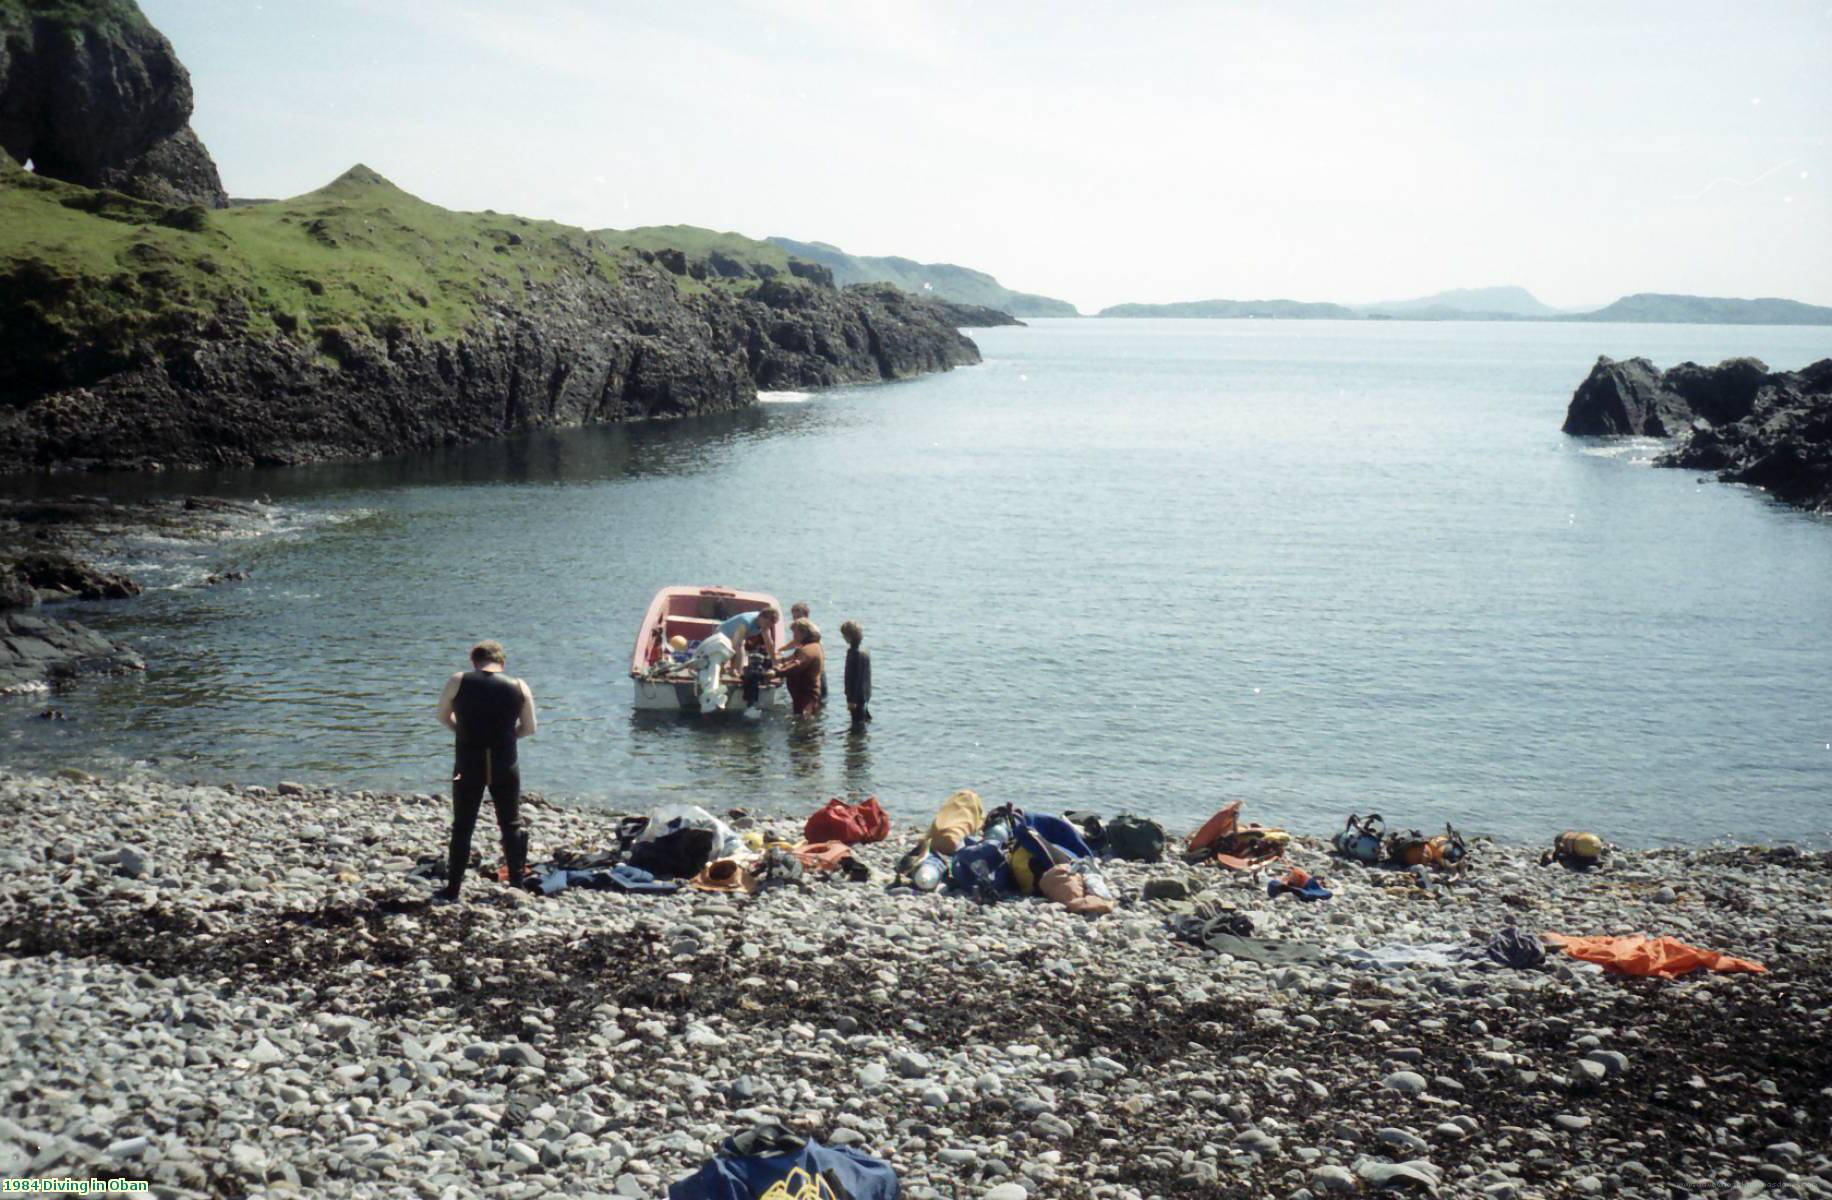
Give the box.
[1541,933,1765,977]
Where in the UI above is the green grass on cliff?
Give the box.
[597,224,793,271]
[0,157,635,350]
[0,0,151,40]
[595,224,817,296]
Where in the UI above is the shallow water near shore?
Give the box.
[3,318,1830,845]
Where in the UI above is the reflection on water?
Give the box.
[3,320,1831,845]
[843,724,874,795]
[0,403,825,505]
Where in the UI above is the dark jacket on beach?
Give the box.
[845,646,871,708]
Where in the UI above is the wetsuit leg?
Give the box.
[445,771,485,898]
[489,763,526,884]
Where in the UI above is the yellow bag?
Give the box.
[1008,845,1037,894]
[927,789,984,856]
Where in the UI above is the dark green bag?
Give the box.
[1106,813,1167,862]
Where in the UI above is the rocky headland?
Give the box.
[0,772,1826,1198]
[0,156,982,473]
[0,1,982,474]
[1563,356,1832,513]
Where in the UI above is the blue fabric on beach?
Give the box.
[947,839,1011,895]
[609,865,681,894]
[1267,874,1333,902]
[1014,812,1094,869]
[532,865,681,895]
[667,1132,898,1200]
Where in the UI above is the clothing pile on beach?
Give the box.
[516,798,887,898]
[888,790,1176,916]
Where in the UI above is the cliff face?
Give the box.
[0,0,227,208]
[1563,356,1832,513]
[0,160,978,471]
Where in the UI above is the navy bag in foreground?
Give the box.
[668,1125,899,1200]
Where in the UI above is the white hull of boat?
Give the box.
[632,677,789,714]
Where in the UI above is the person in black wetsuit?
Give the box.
[433,640,538,901]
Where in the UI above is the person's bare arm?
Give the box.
[435,672,462,730]
[516,680,538,738]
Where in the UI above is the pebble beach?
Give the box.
[0,771,1827,1199]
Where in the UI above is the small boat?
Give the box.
[630,586,788,713]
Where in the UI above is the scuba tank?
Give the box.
[1385,828,1430,868]
[911,852,946,892]
[1544,830,1605,868]
[1333,813,1385,864]
[982,803,1023,845]
[1423,823,1467,868]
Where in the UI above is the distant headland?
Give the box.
[1098,287,1832,326]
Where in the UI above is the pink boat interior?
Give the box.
[631,586,782,675]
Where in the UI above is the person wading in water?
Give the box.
[433,640,537,902]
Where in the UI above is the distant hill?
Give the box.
[768,237,1078,318]
[1569,293,1832,326]
[1097,298,1358,319]
[1363,286,1559,319]
[1095,287,1832,326]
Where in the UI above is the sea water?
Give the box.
[5,319,1829,845]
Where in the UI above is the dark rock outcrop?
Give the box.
[0,553,140,606]
[1563,356,1832,513]
[1562,356,1774,436]
[0,0,227,208]
[714,281,981,391]
[0,253,980,471]
[0,610,144,693]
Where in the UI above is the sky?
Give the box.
[146,0,1832,313]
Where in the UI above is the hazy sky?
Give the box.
[148,0,1832,312]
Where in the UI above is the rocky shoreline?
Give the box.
[1563,356,1832,513]
[1,772,1826,1198]
[0,494,275,692]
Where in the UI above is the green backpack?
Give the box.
[1106,813,1167,862]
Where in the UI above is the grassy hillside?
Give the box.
[598,224,792,274]
[768,236,1078,317]
[0,156,645,367]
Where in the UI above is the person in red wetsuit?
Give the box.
[777,619,826,716]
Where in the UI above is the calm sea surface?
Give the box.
[5,319,1830,845]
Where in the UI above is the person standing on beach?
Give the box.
[433,640,537,901]
[841,620,872,726]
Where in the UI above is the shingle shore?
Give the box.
[0,772,1827,1199]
